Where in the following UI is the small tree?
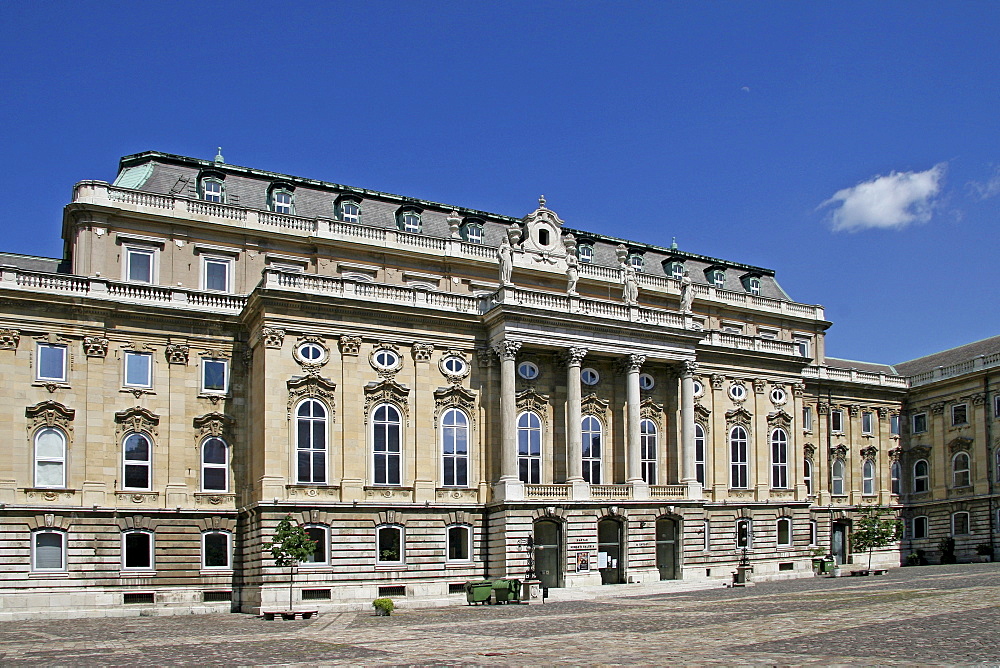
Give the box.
[852,505,902,570]
[267,515,316,611]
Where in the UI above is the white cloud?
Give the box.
[967,166,1000,200]
[820,164,945,232]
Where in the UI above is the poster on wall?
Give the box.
[576,551,591,573]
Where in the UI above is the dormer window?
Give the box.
[665,260,684,280]
[628,253,644,272]
[706,268,725,289]
[578,244,594,264]
[269,185,295,214]
[462,220,484,244]
[537,228,551,246]
[202,179,224,203]
[398,209,422,234]
[337,199,361,223]
[741,275,761,295]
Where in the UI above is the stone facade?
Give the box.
[0,151,990,620]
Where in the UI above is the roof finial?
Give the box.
[539,194,546,208]
[214,147,225,163]
[670,236,678,250]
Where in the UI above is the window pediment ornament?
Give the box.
[948,436,973,454]
[694,402,711,426]
[860,445,878,461]
[165,343,189,365]
[0,328,20,349]
[582,393,611,420]
[752,378,766,394]
[364,379,410,424]
[261,326,285,349]
[830,444,848,460]
[907,445,931,461]
[339,335,361,356]
[287,375,338,420]
[767,409,793,430]
[931,402,945,415]
[412,342,434,363]
[817,402,829,416]
[114,406,160,438]
[83,335,109,358]
[710,374,725,390]
[725,406,752,428]
[888,447,902,462]
[516,388,549,416]
[433,385,477,426]
[803,443,816,459]
[519,196,567,260]
[26,400,75,433]
[193,412,235,439]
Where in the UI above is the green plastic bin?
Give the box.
[465,580,493,605]
[492,578,522,604]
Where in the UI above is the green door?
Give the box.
[533,520,562,589]
[656,518,679,580]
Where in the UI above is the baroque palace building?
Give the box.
[0,150,995,619]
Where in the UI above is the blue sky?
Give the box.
[2,2,998,365]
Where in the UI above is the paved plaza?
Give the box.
[1,563,998,666]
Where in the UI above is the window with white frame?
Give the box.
[862,411,874,435]
[628,253,644,271]
[377,525,403,564]
[202,256,232,293]
[808,520,818,546]
[441,408,469,487]
[803,459,813,495]
[862,459,875,495]
[447,525,471,561]
[202,178,224,203]
[296,399,327,484]
[202,530,231,569]
[581,416,602,484]
[803,406,813,432]
[736,518,752,549]
[338,199,360,223]
[666,260,684,280]
[831,458,845,495]
[518,361,539,380]
[951,511,970,536]
[639,373,655,390]
[271,189,293,214]
[913,459,929,493]
[302,526,328,565]
[996,448,1000,485]
[890,414,900,436]
[912,515,928,539]
[122,530,154,570]
[201,358,228,394]
[517,411,542,484]
[729,383,747,401]
[703,519,711,551]
[694,423,706,485]
[730,425,749,488]
[32,530,66,572]
[577,244,594,264]
[708,268,725,288]
[201,437,228,492]
[641,419,658,485]
[995,395,1000,419]
[912,412,927,434]
[952,452,971,487]
[122,432,152,490]
[399,210,422,233]
[581,368,600,386]
[742,276,760,295]
[952,404,968,426]
[770,428,788,488]
[769,387,786,404]
[890,461,901,495]
[794,337,810,358]
[34,427,66,488]
[125,245,156,284]
[123,351,152,389]
[831,409,844,433]
[373,404,402,485]
[36,343,67,382]
[462,221,484,244]
[776,518,792,547]
[372,348,401,371]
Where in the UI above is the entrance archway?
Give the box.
[831,520,850,565]
[533,520,563,589]
[597,517,625,584]
[655,517,680,580]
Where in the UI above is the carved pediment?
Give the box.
[767,409,793,430]
[830,444,848,460]
[583,393,611,420]
[907,445,931,461]
[433,385,477,426]
[803,443,816,459]
[888,447,902,462]
[364,379,410,423]
[860,445,878,461]
[948,436,973,454]
[115,406,160,437]
[517,388,550,419]
[193,412,235,439]
[694,403,711,425]
[26,400,75,432]
[519,197,568,261]
[287,374,338,420]
[725,406,752,427]
[640,397,664,426]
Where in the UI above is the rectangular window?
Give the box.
[578,245,593,264]
[202,532,231,569]
[995,395,1000,419]
[952,512,970,536]
[302,527,328,565]
[794,337,810,358]
[803,406,813,432]
[201,359,228,394]
[776,518,792,547]
[703,519,711,551]
[912,516,928,539]
[862,411,874,435]
[952,404,968,426]
[890,414,900,436]
[36,344,67,382]
[32,531,65,572]
[125,246,155,284]
[447,525,471,561]
[124,351,152,388]
[377,526,403,564]
[912,412,927,434]
[808,520,818,546]
[831,410,844,433]
[203,257,232,293]
[122,531,153,570]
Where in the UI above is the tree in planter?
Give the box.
[852,505,903,571]
[268,516,317,612]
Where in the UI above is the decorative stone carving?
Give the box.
[476,346,494,368]
[641,397,665,427]
[287,375,338,420]
[679,270,694,313]
[681,360,698,377]
[438,350,471,384]
[972,393,986,406]
[767,409,793,430]
[694,403,711,427]
[907,445,931,460]
[363,379,410,423]
[165,343,189,365]
[792,382,805,398]
[860,445,878,460]
[830,444,848,460]
[261,327,285,349]
[412,342,434,362]
[817,402,830,415]
[948,436,973,454]
[753,378,766,394]
[516,388,549,416]
[563,347,588,367]
[26,400,75,433]
[725,406,752,427]
[625,353,646,373]
[931,402,945,415]
[339,335,362,356]
[621,265,639,305]
[877,407,889,419]
[193,412,235,439]
[83,336,109,358]
[848,404,860,417]
[433,385,477,426]
[566,252,579,296]
[506,223,523,246]
[888,447,901,462]
[114,406,159,438]
[493,340,522,362]
[447,210,462,238]
[498,238,514,286]
[581,393,611,420]
[0,328,20,349]
[803,443,816,459]
[711,374,725,390]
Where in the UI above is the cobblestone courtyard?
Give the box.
[2,563,998,666]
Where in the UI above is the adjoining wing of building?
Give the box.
[1,151,995,618]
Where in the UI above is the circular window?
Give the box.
[639,373,655,390]
[296,342,326,363]
[372,348,401,370]
[692,379,704,397]
[729,383,747,401]
[441,355,468,375]
[581,368,600,386]
[518,361,539,380]
[770,387,787,404]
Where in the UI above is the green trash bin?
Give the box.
[492,578,522,604]
[465,580,493,605]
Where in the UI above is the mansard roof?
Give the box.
[825,357,901,376]
[894,335,1000,377]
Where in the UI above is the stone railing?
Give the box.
[803,365,910,389]
[699,330,799,357]
[590,485,633,500]
[650,485,687,499]
[525,484,570,500]
[907,352,1000,387]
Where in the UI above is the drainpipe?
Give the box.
[986,371,995,556]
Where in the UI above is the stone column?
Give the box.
[565,347,587,482]
[494,340,522,482]
[625,353,646,484]
[680,360,702,499]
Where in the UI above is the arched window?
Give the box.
[770,428,788,489]
[376,525,403,564]
[337,199,361,223]
[913,459,929,493]
[582,416,602,484]
[736,518,752,549]
[729,426,749,488]
[862,459,875,495]
[953,452,971,488]
[201,178,224,203]
[831,458,845,495]
[270,189,293,214]
[694,423,706,485]
[517,411,542,484]
[951,511,970,536]
[462,220,484,244]
[776,518,792,547]
[122,432,152,490]
[32,530,66,572]
[398,209,422,233]
[302,526,328,565]
[202,530,231,569]
[34,427,66,488]
[890,461,901,495]
[578,244,594,264]
[447,525,471,561]
[373,404,402,485]
[122,530,154,570]
[201,437,228,492]
[803,459,813,495]
[441,408,469,487]
[641,419,658,484]
[912,515,928,539]
[296,400,327,484]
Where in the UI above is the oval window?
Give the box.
[581,368,600,386]
[729,383,747,401]
[442,356,467,375]
[373,349,400,370]
[297,342,325,362]
[770,388,786,404]
[518,362,539,380]
[639,373,655,390]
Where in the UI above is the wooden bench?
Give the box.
[262,610,318,620]
[849,569,888,577]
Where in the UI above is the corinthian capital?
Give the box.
[681,360,699,377]
[493,340,522,362]
[564,347,588,367]
[626,353,646,372]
